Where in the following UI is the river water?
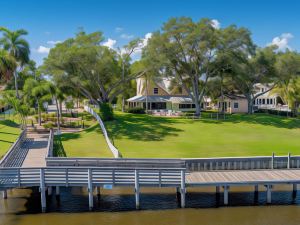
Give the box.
[1,185,300,225]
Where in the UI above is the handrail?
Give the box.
[46,129,54,157]
[84,105,121,158]
[0,129,27,167]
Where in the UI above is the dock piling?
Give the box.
[266,185,272,203]
[88,169,94,211]
[135,170,140,210]
[2,190,7,199]
[40,169,46,213]
[223,186,229,205]
[56,186,60,196]
[293,184,297,199]
[180,170,186,208]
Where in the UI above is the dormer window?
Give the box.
[153,87,158,94]
[261,88,265,92]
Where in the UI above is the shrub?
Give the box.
[127,107,145,114]
[99,103,114,121]
[43,122,55,129]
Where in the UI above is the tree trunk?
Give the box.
[14,71,19,98]
[194,100,201,117]
[38,103,42,126]
[246,96,254,114]
[55,98,60,134]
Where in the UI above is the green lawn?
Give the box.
[0,120,21,158]
[105,112,300,158]
[54,123,112,157]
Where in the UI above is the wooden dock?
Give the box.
[1,129,300,212]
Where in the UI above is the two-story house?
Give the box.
[127,77,211,112]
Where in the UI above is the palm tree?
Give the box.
[0,49,16,81]
[0,27,30,98]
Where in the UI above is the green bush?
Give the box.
[43,122,55,129]
[99,103,114,121]
[127,107,145,114]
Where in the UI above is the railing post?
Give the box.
[88,168,93,211]
[40,168,46,213]
[288,153,291,169]
[18,168,21,187]
[135,170,140,210]
[180,170,186,208]
[271,153,275,169]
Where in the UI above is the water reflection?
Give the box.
[1,185,300,225]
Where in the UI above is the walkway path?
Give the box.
[21,131,49,167]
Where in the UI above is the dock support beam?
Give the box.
[135,170,140,210]
[293,184,297,199]
[254,185,259,201]
[96,187,101,198]
[2,190,7,199]
[180,170,186,208]
[223,186,229,205]
[48,187,52,196]
[56,186,60,196]
[88,169,93,211]
[266,185,272,204]
[40,169,46,213]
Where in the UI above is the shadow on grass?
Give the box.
[199,113,300,129]
[0,120,19,128]
[53,136,67,157]
[105,113,183,142]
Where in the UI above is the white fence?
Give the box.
[84,105,121,158]
[46,129,54,157]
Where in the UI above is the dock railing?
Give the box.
[0,129,27,167]
[84,105,121,158]
[184,153,299,171]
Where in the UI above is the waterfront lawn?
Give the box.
[105,112,300,158]
[54,123,112,157]
[0,120,20,158]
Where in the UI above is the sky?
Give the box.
[1,0,299,65]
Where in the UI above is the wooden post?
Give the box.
[2,190,7,199]
[288,153,291,169]
[271,153,275,169]
[96,186,101,197]
[40,169,46,213]
[223,185,229,205]
[180,170,186,208]
[254,185,259,201]
[88,169,93,211]
[266,185,272,204]
[48,187,52,196]
[293,183,297,199]
[56,186,60,196]
[135,170,140,210]
[216,186,220,195]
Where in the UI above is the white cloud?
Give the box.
[47,40,61,45]
[115,27,123,33]
[268,33,294,51]
[44,31,51,35]
[36,46,50,54]
[102,38,117,49]
[211,19,221,29]
[120,33,134,39]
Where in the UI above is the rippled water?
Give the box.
[1,185,300,225]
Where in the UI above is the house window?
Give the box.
[153,88,159,94]
[261,88,265,92]
[259,99,262,105]
[270,99,273,105]
[262,99,265,104]
[229,102,231,108]
[234,102,239,109]
[267,99,269,104]
[179,104,194,109]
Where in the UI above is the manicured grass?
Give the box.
[54,123,112,157]
[0,120,21,158]
[105,112,300,158]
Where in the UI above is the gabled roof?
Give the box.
[219,94,247,100]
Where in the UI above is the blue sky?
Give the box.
[1,0,299,65]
